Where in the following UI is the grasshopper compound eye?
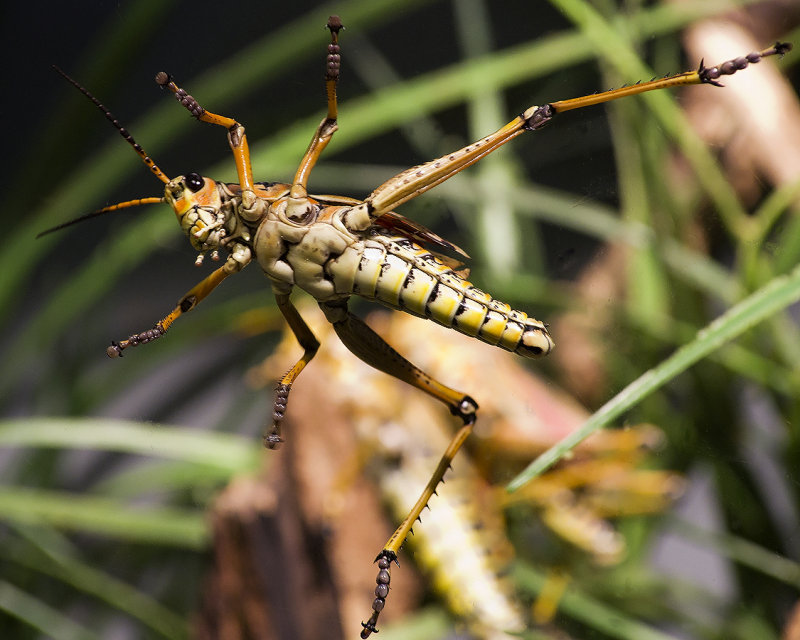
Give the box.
[184,172,204,192]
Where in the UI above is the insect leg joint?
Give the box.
[452,395,479,423]
[341,202,373,232]
[239,189,268,222]
[224,243,253,273]
[522,104,555,131]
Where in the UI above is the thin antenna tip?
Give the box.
[35,197,163,238]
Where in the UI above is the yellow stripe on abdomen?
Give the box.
[375,254,412,307]
[345,233,554,358]
[398,269,437,316]
[424,283,461,325]
[451,297,487,337]
[353,244,385,297]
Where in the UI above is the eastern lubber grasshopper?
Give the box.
[42,15,790,636]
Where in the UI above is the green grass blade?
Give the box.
[94,459,242,497]
[513,563,677,640]
[0,418,260,472]
[508,260,800,491]
[0,580,101,640]
[7,525,188,639]
[549,0,753,237]
[668,518,800,588]
[0,486,208,548]
[244,0,765,178]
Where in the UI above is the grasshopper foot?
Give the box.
[360,551,397,638]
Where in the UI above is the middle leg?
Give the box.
[265,292,321,449]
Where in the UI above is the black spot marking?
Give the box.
[180,296,196,312]
[425,283,440,318]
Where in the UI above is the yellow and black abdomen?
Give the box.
[329,232,553,358]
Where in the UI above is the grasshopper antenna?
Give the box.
[52,65,171,184]
[39,67,171,238]
[36,197,164,238]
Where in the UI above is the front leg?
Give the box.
[155,73,265,221]
[108,248,250,357]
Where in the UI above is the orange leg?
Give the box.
[285,16,343,220]
[360,42,791,220]
[318,300,478,638]
[153,70,271,222]
[107,247,251,357]
[155,72,256,196]
[264,293,321,449]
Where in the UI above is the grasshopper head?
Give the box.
[165,173,230,253]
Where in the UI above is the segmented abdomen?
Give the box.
[331,232,553,358]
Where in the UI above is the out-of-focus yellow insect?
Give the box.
[244,306,684,637]
[42,15,789,635]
